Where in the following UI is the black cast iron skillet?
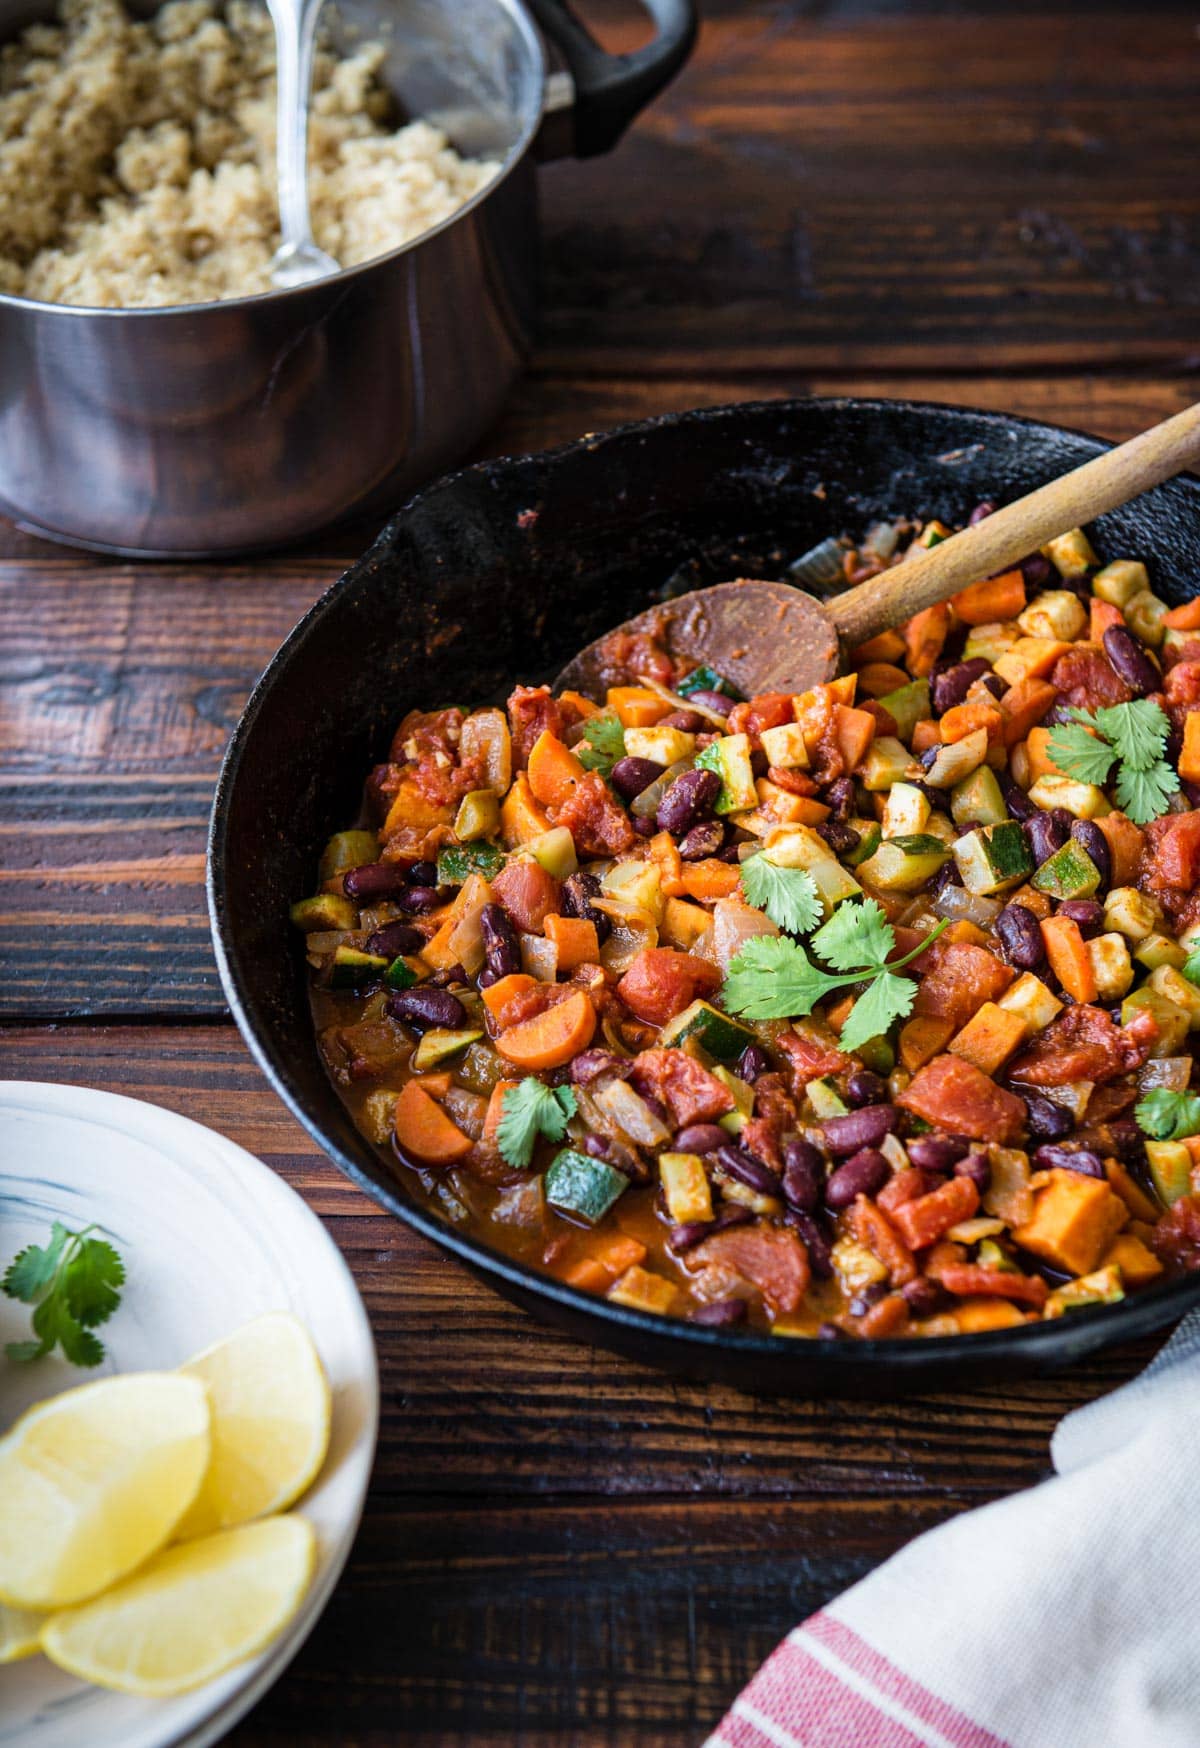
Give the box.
[208,397,1200,1395]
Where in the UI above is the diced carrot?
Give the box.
[903,602,951,676]
[940,700,1004,746]
[1090,598,1125,642]
[648,830,686,898]
[499,772,551,846]
[899,1015,953,1072]
[1024,725,1068,782]
[955,1298,1027,1332]
[561,1233,647,1291]
[526,730,587,809]
[856,1293,909,1337]
[1163,598,1200,631]
[890,1177,980,1250]
[382,779,452,841]
[825,991,855,1033]
[849,1195,917,1285]
[951,569,1026,625]
[481,973,539,1027]
[834,703,877,771]
[544,912,600,970]
[679,860,742,902]
[1179,712,1200,784]
[393,1080,473,1165]
[948,1002,1026,1076]
[414,1071,452,1099]
[852,629,907,665]
[910,719,943,755]
[558,688,600,720]
[937,1264,1048,1308]
[1041,914,1097,1003]
[607,686,669,728]
[755,779,830,825]
[496,987,596,1070]
[482,1078,521,1147]
[997,677,1057,746]
[825,674,859,707]
[856,662,910,699]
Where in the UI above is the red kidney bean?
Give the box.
[817,818,861,857]
[1102,624,1160,697]
[846,1068,887,1107]
[1056,896,1104,937]
[407,860,438,887]
[817,1321,845,1340]
[1069,819,1111,892]
[632,815,657,838]
[610,755,665,800]
[480,902,521,983]
[667,1220,713,1254]
[713,1203,755,1233]
[1032,1143,1105,1178]
[365,920,424,959]
[657,768,722,834]
[397,885,447,914]
[927,859,963,899]
[642,1092,669,1125]
[980,673,1008,700]
[384,987,467,1031]
[1108,1118,1146,1164]
[560,871,611,943]
[1023,808,1071,866]
[999,771,1035,821]
[674,1122,728,1154]
[428,963,470,988]
[821,1104,897,1157]
[583,1134,616,1160]
[690,1297,747,1327]
[782,1138,824,1212]
[749,749,769,780]
[954,1150,991,1194]
[736,1042,772,1083]
[343,861,410,901]
[825,1146,890,1209]
[570,1048,630,1085]
[715,1143,782,1197]
[931,658,992,718]
[1021,552,1054,590]
[1022,1092,1073,1141]
[848,1282,888,1317]
[716,844,743,863]
[657,709,706,732]
[686,689,732,718]
[785,1210,834,1278]
[906,1132,969,1172]
[996,903,1046,971]
[825,776,856,818]
[969,500,996,524]
[902,1277,951,1316]
[678,820,725,860]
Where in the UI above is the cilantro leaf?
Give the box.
[1095,700,1170,771]
[496,1079,577,1169]
[3,1223,125,1367]
[1046,720,1116,786]
[739,855,821,936]
[1135,1086,1200,1142]
[1182,946,1200,987]
[575,713,625,779]
[838,971,919,1055]
[810,898,895,973]
[720,935,844,1021]
[1115,759,1180,825]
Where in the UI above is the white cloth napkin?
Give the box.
[705,1311,1200,1748]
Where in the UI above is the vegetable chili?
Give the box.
[295,512,1200,1338]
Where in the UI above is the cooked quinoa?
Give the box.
[0,0,500,307]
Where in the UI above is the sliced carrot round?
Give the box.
[393,1080,473,1165]
[496,987,596,1070]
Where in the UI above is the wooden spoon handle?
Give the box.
[829,401,1200,651]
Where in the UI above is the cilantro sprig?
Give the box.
[1135,1086,1200,1142]
[496,1079,578,1169]
[1047,700,1179,826]
[575,713,625,779]
[3,1222,125,1367]
[739,855,821,936]
[721,899,949,1053]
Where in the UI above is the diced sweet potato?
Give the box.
[954,1297,1027,1332]
[1013,1168,1128,1275]
[1101,1232,1164,1289]
[948,1002,1027,1075]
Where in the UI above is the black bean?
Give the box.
[690,1298,747,1327]
[1023,1092,1074,1141]
[407,860,438,887]
[996,903,1046,971]
[824,776,857,819]
[825,1146,890,1210]
[1069,819,1111,892]
[821,1104,897,1157]
[570,1048,630,1085]
[786,1210,834,1279]
[610,755,665,800]
[560,871,611,944]
[715,1144,781,1197]
[846,1069,887,1107]
[1103,624,1160,697]
[1032,1143,1105,1179]
[1056,896,1104,938]
[954,1150,991,1194]
[736,1042,772,1083]
[480,902,521,983]
[999,771,1035,821]
[679,820,725,860]
[384,987,467,1031]
[906,1133,969,1172]
[396,885,446,915]
[1021,553,1054,591]
[342,861,409,901]
[902,1277,951,1316]
[657,768,722,834]
[365,920,424,959]
[674,1123,727,1154]
[969,501,996,525]
[1023,808,1071,867]
[686,689,732,719]
[931,658,992,718]
[817,818,862,856]
[782,1138,824,1213]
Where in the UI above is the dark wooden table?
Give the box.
[3,1,1199,1740]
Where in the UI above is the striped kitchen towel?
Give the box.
[705,1308,1200,1748]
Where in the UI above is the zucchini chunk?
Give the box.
[545,1149,629,1225]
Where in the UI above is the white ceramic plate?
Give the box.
[0,1080,378,1748]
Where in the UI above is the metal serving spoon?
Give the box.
[267,0,340,289]
[557,401,1200,700]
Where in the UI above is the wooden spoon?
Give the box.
[556,401,1200,701]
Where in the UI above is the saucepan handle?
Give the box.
[529,0,698,160]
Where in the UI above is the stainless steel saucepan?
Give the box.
[0,0,696,555]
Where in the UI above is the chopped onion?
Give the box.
[460,708,512,794]
[443,1085,487,1140]
[931,887,1003,928]
[787,536,846,592]
[863,520,902,561]
[704,895,779,972]
[520,933,559,982]
[601,1014,636,1057]
[442,873,492,975]
[593,897,658,972]
[631,758,693,818]
[1138,1056,1193,1092]
[493,1177,545,1228]
[594,1078,672,1147]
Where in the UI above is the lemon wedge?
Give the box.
[0,1372,210,1611]
[0,1601,45,1663]
[41,1514,315,1695]
[174,1312,331,1539]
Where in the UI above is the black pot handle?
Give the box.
[528,0,698,159]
